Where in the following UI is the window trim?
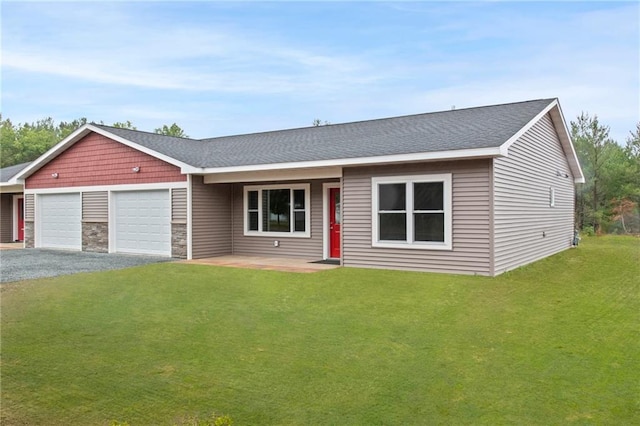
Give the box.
[549,187,556,208]
[243,183,311,238]
[372,174,452,250]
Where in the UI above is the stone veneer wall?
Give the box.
[22,212,187,258]
[172,223,187,259]
[82,222,108,253]
[24,221,34,248]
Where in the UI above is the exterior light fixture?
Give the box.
[51,172,59,179]
[132,166,141,173]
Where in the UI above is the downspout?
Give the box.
[489,159,496,277]
[186,174,193,260]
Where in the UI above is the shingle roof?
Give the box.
[91,125,204,166]
[1,162,32,183]
[96,98,556,169]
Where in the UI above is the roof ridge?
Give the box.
[198,98,556,142]
[92,123,198,141]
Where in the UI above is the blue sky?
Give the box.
[2,1,638,143]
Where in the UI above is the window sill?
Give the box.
[372,241,452,251]
[244,231,311,239]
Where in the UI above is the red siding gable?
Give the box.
[26,132,186,189]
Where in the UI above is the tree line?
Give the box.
[0,115,188,168]
[1,113,638,234]
[571,115,639,234]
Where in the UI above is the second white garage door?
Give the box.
[113,190,171,256]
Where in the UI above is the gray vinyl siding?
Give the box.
[493,113,575,275]
[25,194,34,221]
[172,188,187,223]
[191,175,232,259]
[343,160,492,275]
[82,191,108,222]
[1,194,13,242]
[231,179,336,259]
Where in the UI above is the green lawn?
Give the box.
[1,236,638,425]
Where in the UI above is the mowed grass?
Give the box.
[1,236,638,425]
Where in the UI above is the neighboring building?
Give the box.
[0,162,31,243]
[11,98,584,275]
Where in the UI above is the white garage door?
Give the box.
[114,190,171,256]
[39,193,82,250]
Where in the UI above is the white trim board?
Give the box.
[12,194,24,242]
[186,175,193,260]
[196,146,503,176]
[322,182,341,260]
[25,181,188,195]
[203,166,342,184]
[0,183,24,193]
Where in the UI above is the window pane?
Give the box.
[247,190,258,210]
[293,189,305,209]
[262,189,290,232]
[414,213,444,242]
[414,182,443,211]
[248,211,258,231]
[379,183,406,211]
[379,213,406,241]
[294,211,305,232]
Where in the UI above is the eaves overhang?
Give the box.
[0,183,24,193]
[193,146,505,178]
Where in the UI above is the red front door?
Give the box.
[329,188,341,258]
[17,197,24,241]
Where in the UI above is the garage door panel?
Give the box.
[39,193,81,250]
[114,190,171,256]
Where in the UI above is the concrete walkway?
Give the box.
[0,242,24,250]
[180,255,341,273]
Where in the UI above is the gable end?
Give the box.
[25,132,186,189]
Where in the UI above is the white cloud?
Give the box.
[1,1,637,142]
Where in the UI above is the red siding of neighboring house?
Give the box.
[26,132,186,189]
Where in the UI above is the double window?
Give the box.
[244,184,310,237]
[372,174,452,250]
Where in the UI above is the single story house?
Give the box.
[0,161,31,243]
[11,98,584,276]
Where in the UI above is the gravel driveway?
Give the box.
[0,249,171,283]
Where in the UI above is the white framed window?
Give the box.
[244,183,311,238]
[372,174,452,250]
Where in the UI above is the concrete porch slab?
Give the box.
[179,255,341,273]
[0,242,24,250]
